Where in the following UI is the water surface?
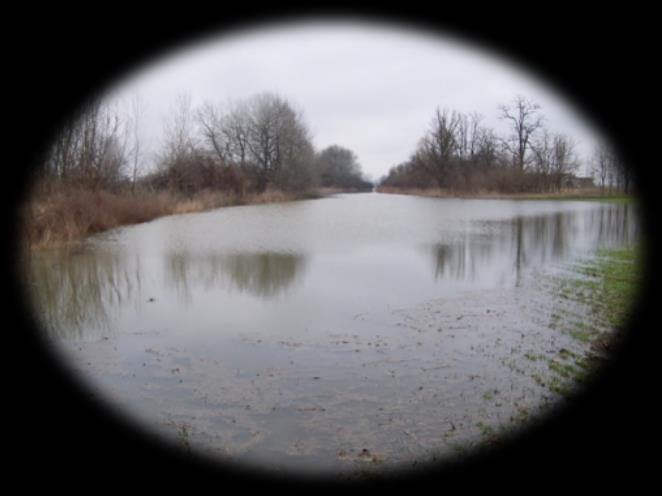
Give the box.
[26,193,639,473]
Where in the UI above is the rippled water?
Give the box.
[25,193,639,473]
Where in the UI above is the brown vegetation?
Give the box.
[22,92,376,250]
[24,91,631,249]
[21,181,303,250]
[378,95,633,196]
[374,186,626,200]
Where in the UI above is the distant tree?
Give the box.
[128,94,144,193]
[162,93,197,161]
[46,98,128,189]
[197,99,252,168]
[611,149,632,194]
[498,95,544,172]
[549,133,578,191]
[416,108,461,188]
[379,106,513,192]
[316,145,365,189]
[222,100,252,170]
[473,126,501,169]
[379,155,434,189]
[531,130,554,192]
[244,93,316,192]
[197,100,229,165]
[159,93,317,194]
[159,93,207,192]
[591,144,610,192]
[456,112,484,161]
[599,145,632,194]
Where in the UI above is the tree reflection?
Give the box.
[431,235,494,282]
[163,250,307,302]
[25,202,636,342]
[430,203,637,284]
[25,246,308,340]
[24,246,140,339]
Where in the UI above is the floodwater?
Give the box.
[25,193,639,475]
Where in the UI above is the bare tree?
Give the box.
[159,93,206,192]
[499,95,544,172]
[156,92,317,194]
[456,112,484,162]
[242,93,315,192]
[222,100,251,169]
[473,126,501,169]
[245,93,283,190]
[197,101,225,163]
[48,118,79,180]
[45,98,128,189]
[161,93,196,161]
[591,143,611,192]
[128,94,144,193]
[549,134,578,191]
[269,98,318,192]
[417,108,461,188]
[531,129,554,191]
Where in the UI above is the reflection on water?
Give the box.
[429,204,638,284]
[27,247,307,339]
[431,239,494,282]
[21,195,642,471]
[25,196,638,342]
[164,251,307,303]
[26,248,140,339]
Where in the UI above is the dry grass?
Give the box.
[376,186,457,197]
[170,190,235,214]
[20,182,309,250]
[22,185,171,249]
[23,182,629,251]
[375,186,632,201]
[239,189,292,205]
[20,180,381,250]
[171,199,204,215]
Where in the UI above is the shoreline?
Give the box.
[21,185,633,251]
[374,186,634,203]
[21,186,363,251]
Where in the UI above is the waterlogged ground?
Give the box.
[25,193,639,475]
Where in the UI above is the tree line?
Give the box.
[378,95,632,194]
[39,92,373,196]
[38,92,632,199]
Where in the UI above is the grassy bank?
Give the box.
[21,185,317,250]
[532,246,641,397]
[558,246,640,345]
[375,186,634,203]
[506,193,633,203]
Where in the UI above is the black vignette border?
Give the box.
[5,3,657,491]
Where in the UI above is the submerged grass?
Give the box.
[537,246,641,397]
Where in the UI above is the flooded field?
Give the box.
[24,192,639,476]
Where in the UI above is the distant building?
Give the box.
[561,174,595,189]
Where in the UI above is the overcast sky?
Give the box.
[105,20,603,179]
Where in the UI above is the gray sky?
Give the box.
[106,20,603,180]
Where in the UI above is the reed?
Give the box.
[21,183,311,250]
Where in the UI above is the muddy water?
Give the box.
[25,193,639,475]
